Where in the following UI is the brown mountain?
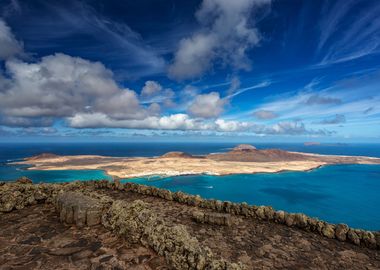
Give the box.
[207,144,306,162]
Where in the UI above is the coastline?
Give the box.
[12,147,380,179]
[13,157,328,179]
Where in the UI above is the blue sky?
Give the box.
[0,0,379,142]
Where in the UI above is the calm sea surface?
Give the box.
[1,142,379,230]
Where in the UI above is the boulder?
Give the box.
[294,213,308,228]
[274,210,285,223]
[335,224,349,241]
[322,224,335,239]
[55,192,104,227]
[347,229,361,245]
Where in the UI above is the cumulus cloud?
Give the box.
[257,121,334,136]
[305,94,342,105]
[188,92,226,118]
[0,116,54,127]
[316,114,346,125]
[168,0,271,80]
[141,80,163,97]
[68,113,213,130]
[0,19,23,60]
[141,85,175,109]
[0,53,150,123]
[253,110,277,120]
[215,119,250,132]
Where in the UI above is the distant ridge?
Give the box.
[26,153,59,160]
[207,144,306,162]
[160,151,193,158]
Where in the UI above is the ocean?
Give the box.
[1,142,380,230]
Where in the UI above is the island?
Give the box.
[2,145,380,269]
[13,144,380,179]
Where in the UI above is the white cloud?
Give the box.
[141,80,163,97]
[68,112,213,131]
[215,119,250,132]
[0,19,23,60]
[140,80,175,108]
[168,0,271,80]
[188,92,226,118]
[256,121,333,136]
[0,53,150,121]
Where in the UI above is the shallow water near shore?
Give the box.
[127,164,380,231]
[1,143,380,230]
[0,164,112,183]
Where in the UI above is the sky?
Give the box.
[0,0,379,143]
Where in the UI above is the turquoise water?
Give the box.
[1,143,380,230]
[127,164,380,231]
[0,164,112,183]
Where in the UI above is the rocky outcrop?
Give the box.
[55,192,105,227]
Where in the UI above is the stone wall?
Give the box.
[102,199,242,269]
[0,181,243,270]
[1,179,379,251]
[115,181,380,250]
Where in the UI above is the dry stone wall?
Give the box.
[1,179,380,251]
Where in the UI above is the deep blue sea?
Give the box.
[1,142,380,230]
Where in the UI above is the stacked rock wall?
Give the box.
[102,200,243,269]
[1,179,379,251]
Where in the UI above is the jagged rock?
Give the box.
[55,192,103,227]
[335,224,349,241]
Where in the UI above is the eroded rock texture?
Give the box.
[1,180,380,270]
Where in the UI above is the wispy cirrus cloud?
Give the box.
[317,0,380,66]
[12,0,166,79]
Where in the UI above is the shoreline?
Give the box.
[12,150,380,179]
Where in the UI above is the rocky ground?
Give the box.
[98,188,380,270]
[1,182,379,269]
[0,204,170,270]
